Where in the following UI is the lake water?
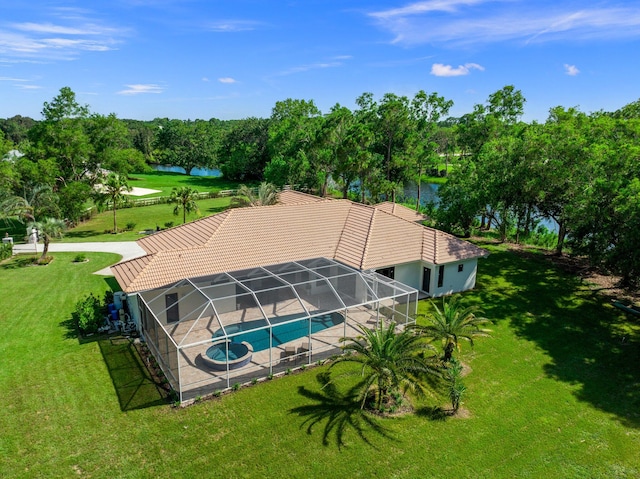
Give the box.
[400,181,558,232]
[152,166,558,232]
[152,164,222,177]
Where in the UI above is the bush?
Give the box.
[0,242,13,261]
[125,222,137,231]
[73,294,104,334]
[73,253,86,263]
[164,221,174,229]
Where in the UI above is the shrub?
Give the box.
[73,294,103,334]
[232,383,241,391]
[73,253,86,263]
[0,242,12,261]
[125,222,137,231]
[164,221,174,229]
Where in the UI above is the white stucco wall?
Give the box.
[430,258,478,297]
[393,261,423,290]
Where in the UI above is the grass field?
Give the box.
[126,171,251,197]
[63,196,233,242]
[1,245,638,478]
[0,171,242,241]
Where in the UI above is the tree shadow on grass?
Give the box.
[1,255,39,269]
[64,230,104,239]
[468,247,640,428]
[202,205,230,215]
[59,306,167,411]
[289,372,394,449]
[98,337,168,411]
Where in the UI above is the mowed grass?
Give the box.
[0,172,242,242]
[1,247,639,478]
[127,171,250,197]
[63,196,233,242]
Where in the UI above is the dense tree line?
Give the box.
[1,86,639,286]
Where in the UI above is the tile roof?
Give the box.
[112,199,487,293]
[373,201,429,222]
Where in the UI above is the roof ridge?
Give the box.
[433,227,439,264]
[204,209,232,248]
[360,206,377,270]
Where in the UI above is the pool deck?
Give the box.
[176,306,393,401]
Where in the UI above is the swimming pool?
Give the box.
[213,312,344,352]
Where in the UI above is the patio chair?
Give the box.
[298,341,311,357]
[283,345,297,363]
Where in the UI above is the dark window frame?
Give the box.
[437,265,445,288]
[376,267,395,280]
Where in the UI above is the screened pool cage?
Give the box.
[136,257,418,403]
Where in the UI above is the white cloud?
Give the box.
[117,84,164,95]
[0,76,29,82]
[0,11,126,61]
[218,77,237,84]
[368,1,640,46]
[207,20,260,32]
[11,22,117,36]
[370,0,488,19]
[202,77,210,82]
[431,62,484,77]
[564,64,580,76]
[275,57,349,77]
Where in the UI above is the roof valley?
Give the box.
[360,208,376,270]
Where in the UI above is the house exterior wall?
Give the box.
[379,258,479,296]
[393,261,423,290]
[430,258,478,297]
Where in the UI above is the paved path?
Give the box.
[11,241,146,275]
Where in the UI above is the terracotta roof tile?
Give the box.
[112,199,487,293]
[374,202,428,222]
[278,189,328,205]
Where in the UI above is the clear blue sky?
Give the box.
[1,0,639,122]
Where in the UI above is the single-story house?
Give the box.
[111,192,487,401]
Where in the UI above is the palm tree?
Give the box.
[413,295,491,362]
[97,173,131,233]
[231,182,279,208]
[0,185,59,223]
[445,357,466,413]
[330,322,440,411]
[28,218,66,262]
[169,186,200,224]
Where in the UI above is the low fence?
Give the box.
[78,185,305,224]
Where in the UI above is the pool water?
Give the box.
[206,345,242,361]
[213,312,344,352]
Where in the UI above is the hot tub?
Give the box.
[201,341,253,371]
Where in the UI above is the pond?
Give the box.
[400,181,558,232]
[152,164,222,177]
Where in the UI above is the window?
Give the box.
[437,265,445,288]
[458,264,464,272]
[376,267,395,280]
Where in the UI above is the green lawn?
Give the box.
[127,171,252,197]
[0,171,242,242]
[63,196,233,242]
[1,246,638,478]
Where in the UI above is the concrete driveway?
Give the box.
[11,241,146,275]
